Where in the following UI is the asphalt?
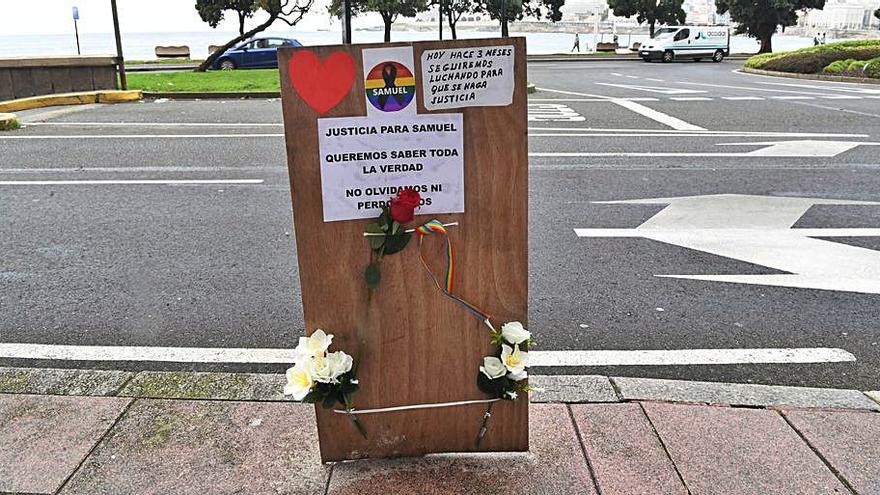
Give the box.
[3,60,880,389]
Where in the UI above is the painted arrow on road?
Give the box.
[531,140,880,158]
[575,194,880,294]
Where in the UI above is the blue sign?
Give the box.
[72,6,79,20]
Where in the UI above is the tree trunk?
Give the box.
[649,19,655,38]
[758,32,773,53]
[448,12,457,39]
[196,13,278,71]
[501,18,509,37]
[384,19,392,42]
[238,12,246,36]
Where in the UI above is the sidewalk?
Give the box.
[1,368,879,494]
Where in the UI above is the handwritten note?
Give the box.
[421,45,515,110]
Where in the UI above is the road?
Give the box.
[2,60,880,389]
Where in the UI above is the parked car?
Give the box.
[211,37,302,70]
[639,26,730,63]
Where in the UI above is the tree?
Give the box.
[716,0,824,53]
[607,0,685,37]
[874,6,880,27]
[480,0,564,37]
[196,0,257,36]
[329,0,427,42]
[434,0,476,39]
[195,0,314,71]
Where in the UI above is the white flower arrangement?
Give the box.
[477,321,536,402]
[284,330,361,417]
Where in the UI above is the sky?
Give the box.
[0,0,342,36]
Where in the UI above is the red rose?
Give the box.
[389,188,421,224]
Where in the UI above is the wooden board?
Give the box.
[278,37,528,462]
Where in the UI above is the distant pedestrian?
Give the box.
[572,33,581,53]
[821,32,827,44]
[613,34,619,44]
[813,36,820,46]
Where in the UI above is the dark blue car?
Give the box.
[212,37,302,70]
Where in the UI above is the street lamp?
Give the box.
[110,0,127,90]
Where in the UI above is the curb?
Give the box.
[1,366,878,411]
[741,66,880,85]
[0,112,19,131]
[528,54,751,63]
[0,90,143,113]
[144,90,280,99]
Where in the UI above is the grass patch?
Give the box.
[127,69,279,92]
[0,115,20,131]
[745,39,880,74]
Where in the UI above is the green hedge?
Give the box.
[864,57,880,78]
[746,40,880,74]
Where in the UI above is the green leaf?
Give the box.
[365,262,381,289]
[365,222,385,251]
[477,372,503,397]
[382,232,411,255]
[302,390,323,404]
[322,393,338,409]
[378,209,391,232]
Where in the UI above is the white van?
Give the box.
[639,26,730,63]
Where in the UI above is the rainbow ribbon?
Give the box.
[416,219,491,322]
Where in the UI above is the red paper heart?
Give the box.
[289,51,355,115]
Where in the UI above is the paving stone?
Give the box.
[62,399,328,495]
[530,375,619,403]
[0,394,131,494]
[642,402,848,495]
[119,371,289,401]
[571,403,687,495]
[615,376,880,411]
[0,366,133,396]
[783,409,880,495]
[327,403,598,495]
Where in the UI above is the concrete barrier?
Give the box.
[155,46,191,58]
[0,90,142,113]
[0,56,118,101]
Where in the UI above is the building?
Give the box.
[801,0,880,29]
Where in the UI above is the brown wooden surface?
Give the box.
[278,38,528,462]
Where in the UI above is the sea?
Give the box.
[0,29,828,59]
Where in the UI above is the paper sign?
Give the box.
[362,47,417,117]
[318,113,464,222]
[421,45,515,110]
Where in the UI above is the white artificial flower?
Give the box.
[480,356,507,379]
[507,369,528,381]
[294,329,333,361]
[308,355,335,383]
[504,391,518,400]
[326,350,353,379]
[501,344,529,375]
[283,362,314,400]
[501,321,531,345]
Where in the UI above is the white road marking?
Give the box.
[0,179,265,185]
[526,127,867,138]
[722,96,765,101]
[625,75,639,79]
[0,134,284,140]
[529,133,863,138]
[528,103,586,122]
[0,343,856,366]
[645,78,665,82]
[530,348,856,367]
[576,228,880,237]
[539,86,706,131]
[751,80,880,95]
[532,140,880,158]
[610,72,623,77]
[820,95,862,100]
[596,82,706,94]
[669,97,712,101]
[676,80,839,97]
[576,194,880,294]
[771,95,814,100]
[26,122,283,127]
[529,97,661,102]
